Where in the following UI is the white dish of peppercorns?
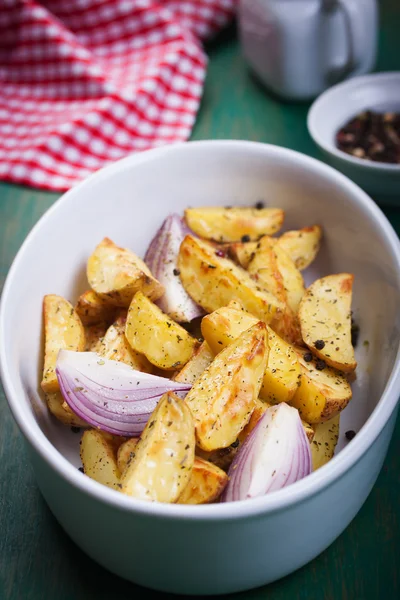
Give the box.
[308,71,400,201]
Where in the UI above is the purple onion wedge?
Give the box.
[221,403,312,502]
[144,214,204,322]
[56,350,191,436]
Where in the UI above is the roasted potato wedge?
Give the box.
[194,446,238,473]
[46,392,87,428]
[184,206,284,243]
[75,289,117,326]
[237,398,271,443]
[177,458,228,504]
[277,225,322,271]
[173,341,214,384]
[98,316,153,372]
[84,321,108,352]
[41,294,85,393]
[290,347,352,423]
[298,273,356,373]
[80,430,121,490]
[87,237,164,307]
[201,303,301,404]
[125,292,198,370]
[120,392,195,502]
[311,414,340,470]
[117,437,139,473]
[178,235,284,324]
[226,239,258,269]
[185,322,269,451]
[302,420,315,443]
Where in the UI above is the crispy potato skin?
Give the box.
[177,458,228,504]
[277,226,322,271]
[87,237,164,307]
[41,294,85,393]
[125,291,197,370]
[178,235,284,324]
[290,347,352,423]
[185,322,269,451]
[46,392,87,427]
[80,430,121,490]
[173,341,214,384]
[311,415,340,470]
[120,393,195,503]
[299,273,356,372]
[98,315,153,372]
[117,437,139,474]
[75,289,117,326]
[201,304,301,404]
[84,321,108,352]
[184,207,284,242]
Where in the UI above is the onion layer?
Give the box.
[221,403,312,502]
[56,350,191,436]
[144,214,204,322]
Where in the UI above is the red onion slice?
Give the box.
[56,350,191,436]
[221,403,312,502]
[144,214,204,322]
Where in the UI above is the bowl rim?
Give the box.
[307,71,400,172]
[1,139,400,521]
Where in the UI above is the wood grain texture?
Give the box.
[0,1,399,598]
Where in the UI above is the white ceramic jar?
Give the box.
[238,0,378,101]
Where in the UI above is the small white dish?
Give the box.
[1,141,400,595]
[307,72,400,203]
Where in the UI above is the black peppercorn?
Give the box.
[255,201,264,210]
[315,359,326,371]
[241,234,251,243]
[345,430,356,441]
[314,339,325,350]
[303,352,313,362]
[78,467,84,473]
[173,268,180,276]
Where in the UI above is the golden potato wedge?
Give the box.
[277,225,322,271]
[84,321,108,352]
[184,206,284,243]
[87,237,164,307]
[298,273,356,373]
[41,294,85,393]
[75,289,117,326]
[173,341,214,384]
[125,292,198,370]
[100,432,128,454]
[290,347,352,423]
[237,398,271,443]
[226,240,259,269]
[311,414,340,470]
[80,430,121,490]
[185,322,269,451]
[98,316,153,372]
[120,392,195,502]
[45,392,87,428]
[200,303,301,404]
[178,235,284,324]
[117,437,139,473]
[177,458,228,504]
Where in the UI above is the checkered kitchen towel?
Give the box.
[0,0,237,191]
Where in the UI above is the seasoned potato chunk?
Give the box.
[173,341,214,384]
[87,237,164,307]
[277,225,322,271]
[299,273,356,373]
[98,316,152,372]
[184,206,284,242]
[200,303,300,404]
[41,294,85,393]
[84,321,108,352]
[80,430,121,490]
[311,414,340,470]
[177,458,228,504]
[226,239,259,269]
[125,292,198,370]
[46,392,87,427]
[120,392,195,502]
[117,437,139,473]
[75,289,116,326]
[185,322,269,451]
[178,235,284,324]
[290,347,352,423]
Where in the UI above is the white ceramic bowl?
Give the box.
[307,72,400,203]
[1,141,400,596]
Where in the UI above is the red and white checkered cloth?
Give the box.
[0,0,237,191]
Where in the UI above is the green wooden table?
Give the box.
[1,2,399,599]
